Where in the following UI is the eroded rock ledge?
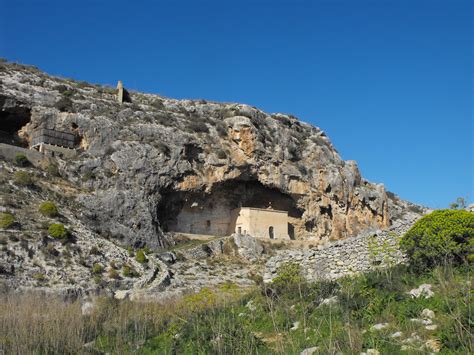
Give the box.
[0,61,419,249]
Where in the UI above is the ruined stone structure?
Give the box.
[232,207,289,240]
[116,80,131,104]
[30,128,76,158]
[117,80,124,104]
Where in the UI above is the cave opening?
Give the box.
[0,102,32,147]
[157,180,303,237]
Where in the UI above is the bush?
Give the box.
[92,263,104,274]
[61,89,74,98]
[32,273,46,281]
[215,122,227,137]
[0,212,15,229]
[46,164,60,177]
[135,249,147,264]
[14,171,33,186]
[400,209,474,268]
[48,223,68,239]
[122,264,139,277]
[14,153,29,167]
[39,201,59,218]
[152,99,165,110]
[108,268,120,279]
[187,121,209,133]
[270,262,306,296]
[54,97,74,112]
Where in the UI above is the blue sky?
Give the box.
[1,0,472,208]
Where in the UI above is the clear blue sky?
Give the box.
[1,0,472,208]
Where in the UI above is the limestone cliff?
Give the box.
[0,61,403,249]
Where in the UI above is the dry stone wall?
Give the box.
[264,228,407,283]
[264,206,421,282]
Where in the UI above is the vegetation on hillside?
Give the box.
[0,262,471,354]
[47,223,69,239]
[39,201,59,218]
[400,209,474,268]
[0,212,15,229]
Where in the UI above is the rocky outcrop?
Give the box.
[0,61,417,250]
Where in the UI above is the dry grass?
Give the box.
[0,263,471,354]
[0,286,245,354]
[0,293,87,354]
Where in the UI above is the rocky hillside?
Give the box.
[0,60,420,250]
[0,60,428,297]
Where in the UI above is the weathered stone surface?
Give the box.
[0,61,424,251]
[0,61,427,298]
[233,234,264,261]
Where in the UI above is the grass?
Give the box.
[0,263,471,354]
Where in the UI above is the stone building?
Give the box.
[168,200,290,240]
[231,207,290,240]
[30,128,76,158]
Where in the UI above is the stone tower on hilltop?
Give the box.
[116,80,124,104]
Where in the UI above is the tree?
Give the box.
[450,197,467,210]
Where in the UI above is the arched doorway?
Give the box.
[269,226,274,239]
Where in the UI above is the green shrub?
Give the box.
[122,264,131,277]
[0,212,15,229]
[39,201,59,217]
[122,264,139,277]
[135,249,147,264]
[54,97,74,112]
[33,273,46,281]
[14,153,29,167]
[271,262,305,296]
[13,171,33,186]
[108,268,120,279]
[400,209,474,268]
[92,263,104,274]
[48,223,68,239]
[46,164,60,177]
[61,89,74,98]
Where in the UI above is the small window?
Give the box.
[206,220,211,228]
[269,226,274,239]
[237,227,242,234]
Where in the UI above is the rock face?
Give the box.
[0,61,415,249]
